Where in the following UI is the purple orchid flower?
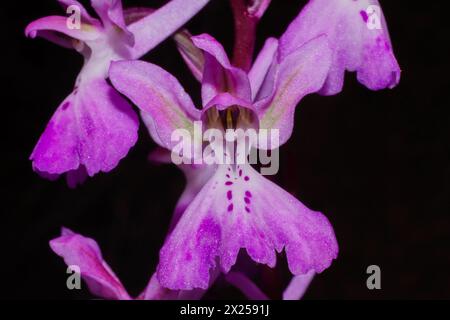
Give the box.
[279,0,401,95]
[50,227,209,300]
[25,0,210,182]
[108,33,339,290]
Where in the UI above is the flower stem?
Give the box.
[230,0,258,72]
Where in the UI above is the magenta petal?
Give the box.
[25,16,101,43]
[127,0,211,59]
[191,34,252,105]
[157,164,338,290]
[279,0,400,94]
[257,35,333,148]
[50,228,130,300]
[174,30,204,82]
[109,60,200,151]
[91,0,134,45]
[282,271,315,300]
[30,78,139,177]
[248,37,278,100]
[203,92,254,114]
[140,110,166,148]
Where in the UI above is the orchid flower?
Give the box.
[26,0,210,183]
[50,228,206,300]
[279,0,401,95]
[108,33,339,290]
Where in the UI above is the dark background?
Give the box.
[1,0,449,299]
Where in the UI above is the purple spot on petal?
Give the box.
[61,102,70,110]
[226,174,230,178]
[244,197,250,204]
[245,191,252,198]
[227,190,232,200]
[244,176,250,181]
[360,10,368,22]
[239,169,242,177]
[227,203,234,212]
[245,207,250,213]
[225,181,233,186]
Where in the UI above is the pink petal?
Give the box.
[127,0,211,59]
[91,0,134,45]
[191,34,252,106]
[282,271,315,300]
[109,60,200,151]
[279,0,401,94]
[123,7,155,25]
[157,164,338,290]
[30,78,139,177]
[140,110,166,148]
[257,35,333,148]
[248,37,278,101]
[50,228,130,300]
[174,30,204,82]
[25,16,101,44]
[203,92,255,113]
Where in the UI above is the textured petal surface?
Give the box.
[30,78,139,177]
[257,36,332,148]
[109,60,200,151]
[91,0,134,45]
[192,34,252,106]
[279,0,400,94]
[203,92,254,113]
[174,30,204,82]
[50,228,130,300]
[157,164,338,290]
[248,37,278,101]
[127,0,211,59]
[25,15,101,44]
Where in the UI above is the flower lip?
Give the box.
[201,92,259,130]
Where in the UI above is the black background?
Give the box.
[1,0,449,299]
